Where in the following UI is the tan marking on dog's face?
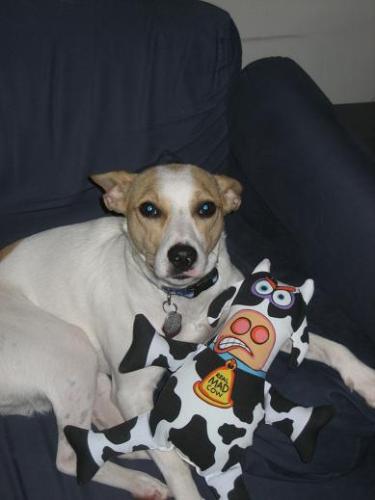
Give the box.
[0,241,20,262]
[92,167,172,268]
[189,166,243,253]
[125,168,171,267]
[189,166,226,253]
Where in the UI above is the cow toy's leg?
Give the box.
[119,313,200,373]
[205,464,249,499]
[264,382,335,462]
[64,412,159,484]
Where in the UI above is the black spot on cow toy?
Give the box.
[65,259,335,499]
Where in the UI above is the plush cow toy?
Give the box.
[65,259,334,499]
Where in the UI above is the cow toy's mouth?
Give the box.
[216,336,253,356]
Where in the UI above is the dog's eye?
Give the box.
[197,201,216,218]
[139,202,161,218]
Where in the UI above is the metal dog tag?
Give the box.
[162,295,182,338]
[162,311,182,338]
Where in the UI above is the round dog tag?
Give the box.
[162,311,182,338]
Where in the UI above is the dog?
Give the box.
[0,163,374,500]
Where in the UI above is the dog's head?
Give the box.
[91,164,242,286]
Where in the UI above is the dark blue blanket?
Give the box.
[0,1,374,499]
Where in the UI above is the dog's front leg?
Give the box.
[307,333,375,407]
[0,288,168,498]
[149,449,203,500]
[114,368,203,500]
[115,367,166,419]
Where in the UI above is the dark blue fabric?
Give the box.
[244,356,375,500]
[1,2,375,499]
[0,0,241,246]
[0,413,167,500]
[225,58,375,500]
[228,57,375,344]
[223,209,375,500]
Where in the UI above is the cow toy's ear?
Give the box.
[207,283,241,327]
[252,258,271,274]
[299,279,314,305]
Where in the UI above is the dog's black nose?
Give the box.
[168,244,197,272]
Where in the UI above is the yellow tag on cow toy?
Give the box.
[193,359,237,408]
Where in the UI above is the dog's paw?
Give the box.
[132,474,170,500]
[343,361,375,408]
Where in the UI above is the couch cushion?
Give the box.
[0,0,241,246]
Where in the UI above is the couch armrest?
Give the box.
[228,57,375,340]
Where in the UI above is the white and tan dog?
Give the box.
[0,163,374,500]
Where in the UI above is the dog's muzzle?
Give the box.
[167,244,197,273]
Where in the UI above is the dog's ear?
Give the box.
[90,171,137,214]
[207,282,242,327]
[214,175,243,214]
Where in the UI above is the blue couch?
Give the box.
[1,1,374,499]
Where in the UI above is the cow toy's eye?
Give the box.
[253,279,273,296]
[250,326,270,344]
[272,290,294,309]
[230,317,252,335]
[139,202,161,218]
[197,201,216,218]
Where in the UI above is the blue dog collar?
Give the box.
[162,268,218,299]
